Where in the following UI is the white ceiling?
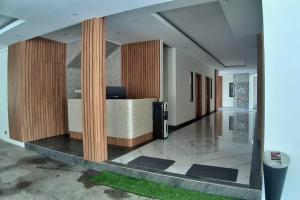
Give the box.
[106,0,262,70]
[0,0,262,71]
[220,0,262,69]
[159,2,246,67]
[0,14,17,29]
[0,0,172,49]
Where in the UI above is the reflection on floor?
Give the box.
[29,135,137,160]
[113,110,256,184]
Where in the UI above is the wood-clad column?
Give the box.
[81,18,107,162]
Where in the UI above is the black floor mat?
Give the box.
[186,164,238,182]
[127,156,175,170]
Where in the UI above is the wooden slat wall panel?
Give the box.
[8,42,26,141]
[121,40,160,99]
[8,38,67,142]
[82,18,107,162]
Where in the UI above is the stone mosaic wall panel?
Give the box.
[233,73,249,109]
[66,41,121,99]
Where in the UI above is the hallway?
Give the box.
[113,110,256,185]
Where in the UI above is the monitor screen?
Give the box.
[106,86,127,99]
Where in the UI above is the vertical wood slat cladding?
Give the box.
[8,38,67,142]
[121,40,160,99]
[8,43,25,141]
[82,18,107,162]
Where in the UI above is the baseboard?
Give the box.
[69,131,83,140]
[68,131,153,148]
[107,132,153,148]
[168,110,216,133]
[201,110,216,118]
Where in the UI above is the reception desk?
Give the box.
[68,98,157,147]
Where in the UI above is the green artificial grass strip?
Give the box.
[91,171,239,200]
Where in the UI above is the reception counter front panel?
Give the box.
[68,98,157,147]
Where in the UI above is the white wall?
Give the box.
[160,40,164,102]
[164,47,177,125]
[263,1,300,199]
[0,47,24,147]
[173,49,215,125]
[163,46,169,102]
[222,74,234,108]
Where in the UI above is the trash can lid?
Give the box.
[263,151,289,169]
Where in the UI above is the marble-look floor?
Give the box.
[113,110,256,185]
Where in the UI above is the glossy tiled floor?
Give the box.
[29,135,138,160]
[113,110,256,184]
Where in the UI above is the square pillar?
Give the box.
[81,18,107,162]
